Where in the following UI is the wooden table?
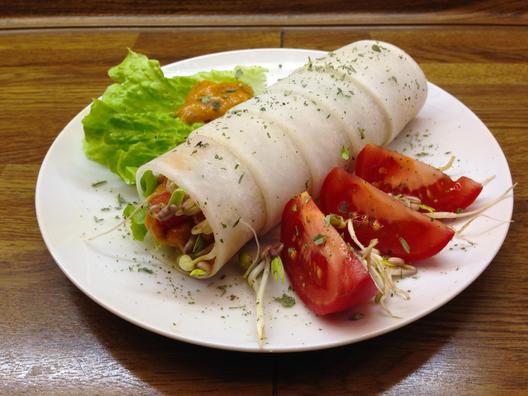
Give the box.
[1,2,527,394]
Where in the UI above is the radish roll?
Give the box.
[136,40,427,278]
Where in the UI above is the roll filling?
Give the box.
[142,175,217,276]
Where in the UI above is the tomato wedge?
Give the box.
[280,192,376,315]
[319,168,454,261]
[355,144,483,212]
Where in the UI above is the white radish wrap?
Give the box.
[136,40,427,278]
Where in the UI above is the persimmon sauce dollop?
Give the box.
[177,80,254,124]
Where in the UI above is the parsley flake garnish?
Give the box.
[358,127,366,140]
[91,180,107,188]
[313,233,326,246]
[274,293,296,308]
[117,193,127,207]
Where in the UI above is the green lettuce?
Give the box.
[83,49,267,184]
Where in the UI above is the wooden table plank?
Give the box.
[1,26,527,394]
[1,0,528,28]
[282,26,528,62]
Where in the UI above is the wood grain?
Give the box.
[1,0,528,28]
[1,26,527,394]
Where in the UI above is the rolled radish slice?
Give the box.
[136,39,427,278]
[266,68,390,149]
[311,40,428,140]
[234,91,351,194]
[199,113,312,232]
[136,134,266,277]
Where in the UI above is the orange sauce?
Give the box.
[176,80,253,124]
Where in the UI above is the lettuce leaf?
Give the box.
[83,49,267,184]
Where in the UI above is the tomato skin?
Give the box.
[355,144,483,212]
[320,168,455,262]
[280,192,376,315]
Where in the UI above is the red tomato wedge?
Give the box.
[355,144,483,212]
[319,168,455,261]
[280,192,376,315]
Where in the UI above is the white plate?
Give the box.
[36,48,513,352]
